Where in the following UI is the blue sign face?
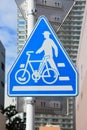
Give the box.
[8,16,78,96]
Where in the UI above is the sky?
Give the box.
[0,0,17,82]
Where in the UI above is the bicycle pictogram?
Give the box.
[15,51,58,85]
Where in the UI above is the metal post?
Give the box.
[26,0,36,130]
[27,0,36,36]
[26,97,35,130]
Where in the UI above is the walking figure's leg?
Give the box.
[48,58,59,75]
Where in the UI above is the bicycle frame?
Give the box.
[15,51,58,84]
[21,52,50,78]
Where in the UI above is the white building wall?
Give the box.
[76,1,87,130]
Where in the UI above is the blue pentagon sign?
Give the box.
[8,16,78,96]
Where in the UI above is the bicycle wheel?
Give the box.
[15,69,30,84]
[42,68,58,84]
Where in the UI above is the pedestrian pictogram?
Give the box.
[8,16,78,96]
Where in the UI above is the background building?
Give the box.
[76,1,87,130]
[0,40,5,107]
[34,97,75,130]
[17,0,74,53]
[57,0,86,65]
[57,1,86,130]
[0,112,6,130]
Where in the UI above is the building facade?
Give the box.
[76,1,87,130]
[57,1,86,130]
[0,112,6,130]
[17,0,74,53]
[57,0,86,65]
[0,41,5,107]
[34,97,75,130]
[16,0,86,130]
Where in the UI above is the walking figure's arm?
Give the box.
[52,41,58,57]
[36,47,43,54]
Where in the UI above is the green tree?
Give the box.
[3,105,25,130]
[6,116,25,130]
[3,105,18,119]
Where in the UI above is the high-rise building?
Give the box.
[57,0,86,65]
[16,0,86,130]
[0,40,5,107]
[57,1,86,130]
[17,0,74,53]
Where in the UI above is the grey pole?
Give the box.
[26,0,36,130]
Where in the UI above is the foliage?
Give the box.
[2,105,25,130]
[6,116,25,130]
[3,105,18,119]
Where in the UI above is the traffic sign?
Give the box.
[8,16,78,96]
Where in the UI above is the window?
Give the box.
[42,0,47,4]
[12,99,15,103]
[19,26,25,29]
[54,102,61,108]
[1,81,4,87]
[41,102,46,107]
[1,52,5,58]
[55,1,62,8]
[19,36,25,39]
[1,62,5,71]
[19,31,25,34]
[35,128,39,130]
[19,21,25,25]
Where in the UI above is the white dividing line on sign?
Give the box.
[13,85,73,91]
[59,76,70,81]
[57,63,65,67]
